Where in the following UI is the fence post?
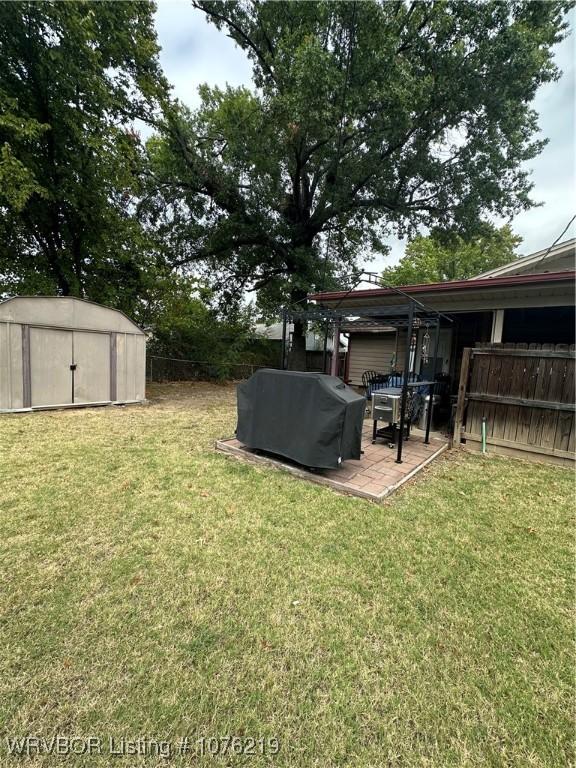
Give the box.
[150,356,153,383]
[452,347,472,449]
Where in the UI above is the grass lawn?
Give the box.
[0,382,573,767]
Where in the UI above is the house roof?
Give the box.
[309,270,576,314]
[311,270,574,302]
[341,320,396,333]
[473,237,575,279]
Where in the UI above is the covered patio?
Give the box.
[280,284,452,465]
[217,285,452,500]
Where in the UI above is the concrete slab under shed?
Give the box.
[216,424,449,501]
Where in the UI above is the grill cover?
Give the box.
[236,369,365,469]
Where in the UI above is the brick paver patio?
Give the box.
[216,423,448,501]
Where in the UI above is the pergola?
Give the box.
[280,280,452,464]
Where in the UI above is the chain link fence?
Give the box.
[146,356,277,383]
[146,351,345,383]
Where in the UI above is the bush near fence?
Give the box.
[146,350,345,383]
[147,356,278,383]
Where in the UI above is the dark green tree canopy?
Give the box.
[381,224,522,285]
[148,0,571,314]
[1,0,572,364]
[0,1,168,311]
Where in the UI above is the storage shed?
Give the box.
[0,296,146,412]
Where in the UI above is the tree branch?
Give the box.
[192,1,278,86]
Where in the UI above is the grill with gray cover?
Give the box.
[236,369,365,469]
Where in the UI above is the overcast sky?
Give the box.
[154,2,576,270]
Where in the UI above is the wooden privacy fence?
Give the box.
[453,343,575,465]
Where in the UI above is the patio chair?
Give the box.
[362,370,389,398]
[387,371,426,423]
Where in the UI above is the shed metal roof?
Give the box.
[0,296,144,335]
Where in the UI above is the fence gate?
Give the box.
[453,343,575,466]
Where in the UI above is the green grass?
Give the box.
[0,382,573,767]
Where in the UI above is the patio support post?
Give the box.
[330,320,341,376]
[424,320,441,444]
[280,311,287,370]
[396,302,414,464]
[322,322,329,374]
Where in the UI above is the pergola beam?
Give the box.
[284,305,444,323]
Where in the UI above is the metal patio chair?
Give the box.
[362,370,389,398]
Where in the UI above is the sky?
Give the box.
[153,2,576,271]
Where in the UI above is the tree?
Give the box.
[145,275,271,375]
[0,1,168,313]
[146,0,571,367]
[381,224,522,285]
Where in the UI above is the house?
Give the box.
[255,321,347,373]
[309,238,575,389]
[473,237,575,278]
[254,321,347,352]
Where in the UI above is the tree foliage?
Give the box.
[145,0,572,364]
[382,224,522,285]
[1,0,573,367]
[0,1,168,313]
[146,275,271,368]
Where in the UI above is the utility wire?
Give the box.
[534,213,576,265]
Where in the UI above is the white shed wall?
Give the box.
[0,322,24,410]
[116,333,146,402]
[0,297,145,412]
[29,327,73,407]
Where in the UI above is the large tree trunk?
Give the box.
[43,241,71,296]
[287,286,308,371]
[289,318,307,370]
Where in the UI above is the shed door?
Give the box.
[73,331,111,404]
[30,327,74,407]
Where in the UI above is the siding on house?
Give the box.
[347,332,398,385]
[396,329,408,373]
[347,326,454,386]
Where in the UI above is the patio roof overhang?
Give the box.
[308,270,576,313]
